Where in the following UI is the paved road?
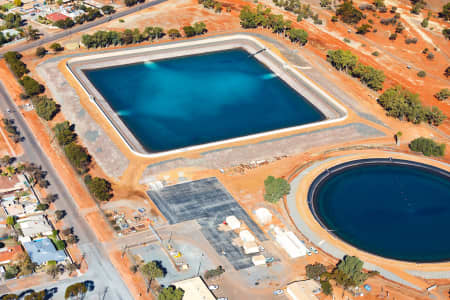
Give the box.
[0,82,133,299]
[0,0,167,57]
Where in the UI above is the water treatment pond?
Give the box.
[312,160,450,262]
[84,49,324,153]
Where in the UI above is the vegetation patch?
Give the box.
[409,137,445,157]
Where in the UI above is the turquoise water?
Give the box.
[313,162,450,262]
[84,50,324,152]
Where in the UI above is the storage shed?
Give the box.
[226,215,241,230]
[243,241,259,254]
[255,208,272,225]
[239,230,255,242]
[252,255,266,266]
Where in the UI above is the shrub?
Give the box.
[327,49,358,72]
[167,28,181,39]
[204,266,225,279]
[101,5,115,14]
[20,76,44,96]
[64,143,90,173]
[31,95,59,120]
[331,15,338,22]
[421,17,429,28]
[4,51,28,78]
[439,3,450,20]
[84,175,113,201]
[405,37,418,44]
[378,86,446,125]
[426,52,434,60]
[50,42,63,52]
[35,46,46,57]
[306,263,327,279]
[409,137,445,156]
[36,203,49,211]
[434,88,450,101]
[356,23,372,34]
[395,23,404,33]
[264,176,290,203]
[389,33,397,40]
[417,70,426,77]
[53,18,74,29]
[372,51,380,56]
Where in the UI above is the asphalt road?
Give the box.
[0,0,167,57]
[0,82,133,299]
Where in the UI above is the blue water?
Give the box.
[84,50,324,152]
[314,163,450,262]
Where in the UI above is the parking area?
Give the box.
[147,177,276,270]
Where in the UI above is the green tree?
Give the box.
[434,88,450,101]
[332,256,369,288]
[45,261,59,278]
[183,25,196,37]
[167,28,181,39]
[417,70,426,77]
[1,294,18,300]
[20,76,44,96]
[443,28,450,40]
[421,17,429,27]
[50,42,63,52]
[3,13,22,28]
[35,46,46,58]
[53,121,76,145]
[321,280,333,295]
[24,290,46,300]
[439,2,450,20]
[13,0,22,6]
[395,131,402,145]
[32,96,59,120]
[356,23,372,34]
[63,143,90,173]
[3,51,28,78]
[326,49,358,72]
[193,21,207,35]
[21,25,39,40]
[158,286,184,300]
[287,28,308,45]
[409,137,445,156]
[84,175,113,201]
[239,5,258,28]
[351,63,385,90]
[55,209,66,221]
[306,263,327,279]
[336,1,363,24]
[264,176,290,203]
[64,282,87,299]
[141,261,165,287]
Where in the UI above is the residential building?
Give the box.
[17,215,53,238]
[0,245,24,264]
[22,238,66,265]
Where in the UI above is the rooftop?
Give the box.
[18,215,53,237]
[0,245,24,264]
[286,280,321,300]
[46,12,69,22]
[173,277,216,300]
[0,174,26,194]
[22,238,66,265]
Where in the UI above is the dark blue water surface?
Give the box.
[314,163,450,262]
[84,50,324,152]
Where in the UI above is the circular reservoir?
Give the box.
[309,158,450,262]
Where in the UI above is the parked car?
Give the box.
[306,251,312,256]
[310,246,318,254]
[274,289,284,295]
[258,245,265,252]
[208,285,219,290]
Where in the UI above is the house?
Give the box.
[22,238,66,265]
[17,215,53,238]
[286,280,321,300]
[0,174,27,195]
[173,277,216,300]
[0,245,24,264]
[46,12,69,22]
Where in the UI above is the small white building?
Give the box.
[255,207,272,225]
[274,227,307,258]
[287,280,321,300]
[243,241,259,254]
[252,255,266,266]
[17,215,53,238]
[239,230,255,242]
[225,215,240,230]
